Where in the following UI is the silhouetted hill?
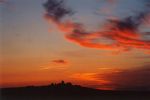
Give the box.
[1,81,150,100]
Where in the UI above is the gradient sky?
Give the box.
[0,0,150,90]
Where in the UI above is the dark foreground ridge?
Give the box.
[1,81,150,100]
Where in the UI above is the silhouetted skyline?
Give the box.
[1,81,150,100]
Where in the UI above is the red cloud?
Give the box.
[44,0,150,54]
[45,16,150,52]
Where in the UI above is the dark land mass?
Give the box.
[1,81,150,100]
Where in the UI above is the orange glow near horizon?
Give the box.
[1,0,150,91]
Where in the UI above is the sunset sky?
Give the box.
[1,0,150,90]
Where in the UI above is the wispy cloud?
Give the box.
[39,59,69,70]
[71,72,110,85]
[70,72,113,90]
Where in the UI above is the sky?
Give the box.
[0,0,150,90]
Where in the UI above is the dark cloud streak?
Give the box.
[52,59,68,64]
